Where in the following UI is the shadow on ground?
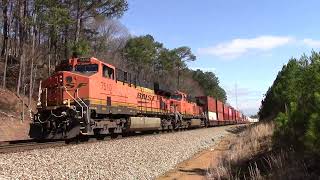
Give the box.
[178,168,207,176]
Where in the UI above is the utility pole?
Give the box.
[235,82,238,110]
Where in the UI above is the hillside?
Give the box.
[0,88,35,141]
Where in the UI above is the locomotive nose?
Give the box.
[40,73,64,106]
[64,74,77,89]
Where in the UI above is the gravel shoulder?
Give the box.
[0,125,241,180]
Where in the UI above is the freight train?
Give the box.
[29,57,248,140]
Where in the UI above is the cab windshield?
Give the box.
[171,94,182,101]
[75,64,98,74]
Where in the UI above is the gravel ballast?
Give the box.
[0,126,236,180]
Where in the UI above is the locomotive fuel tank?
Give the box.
[189,119,201,128]
[127,117,161,131]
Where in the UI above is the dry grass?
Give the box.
[230,123,274,163]
[207,123,274,179]
[207,123,311,180]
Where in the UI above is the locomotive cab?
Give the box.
[38,58,107,108]
[170,92,183,113]
[170,91,203,119]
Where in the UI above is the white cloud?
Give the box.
[303,38,320,48]
[198,36,295,59]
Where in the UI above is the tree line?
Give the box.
[121,34,227,101]
[0,0,227,109]
[259,51,320,155]
[0,0,128,107]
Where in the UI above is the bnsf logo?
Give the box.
[137,93,155,101]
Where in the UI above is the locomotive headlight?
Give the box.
[63,99,68,104]
[59,75,63,83]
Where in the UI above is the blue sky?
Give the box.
[120,0,320,115]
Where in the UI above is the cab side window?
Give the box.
[124,72,128,82]
[103,65,114,80]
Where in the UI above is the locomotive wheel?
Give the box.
[111,133,118,139]
[79,136,89,142]
[65,136,80,144]
[122,132,129,137]
[96,135,106,140]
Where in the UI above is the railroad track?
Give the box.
[0,131,189,154]
[0,124,247,154]
[0,140,66,154]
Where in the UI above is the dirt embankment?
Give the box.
[157,125,249,180]
[0,88,34,141]
[156,140,230,180]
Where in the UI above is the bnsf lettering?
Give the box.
[137,93,155,101]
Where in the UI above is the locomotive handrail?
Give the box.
[75,89,90,124]
[62,86,84,119]
[45,88,48,107]
[37,80,42,106]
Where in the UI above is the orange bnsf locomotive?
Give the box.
[29,57,248,140]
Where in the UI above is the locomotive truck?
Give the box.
[29,57,247,140]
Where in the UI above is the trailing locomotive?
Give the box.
[29,57,248,140]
